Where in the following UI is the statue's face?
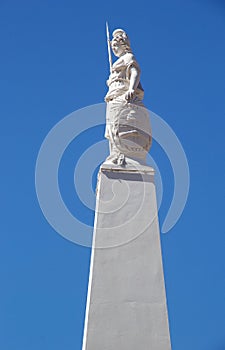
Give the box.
[111,39,125,57]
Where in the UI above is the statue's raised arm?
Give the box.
[104,28,151,166]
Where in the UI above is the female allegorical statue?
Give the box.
[104,27,152,166]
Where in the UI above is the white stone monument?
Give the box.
[82,26,172,350]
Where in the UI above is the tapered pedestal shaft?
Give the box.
[82,164,171,350]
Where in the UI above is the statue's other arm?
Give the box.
[125,58,141,101]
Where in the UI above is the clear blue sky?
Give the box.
[1,0,225,349]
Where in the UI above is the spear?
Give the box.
[106,22,112,74]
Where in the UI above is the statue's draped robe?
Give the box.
[104,52,151,165]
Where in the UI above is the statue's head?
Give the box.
[111,29,131,57]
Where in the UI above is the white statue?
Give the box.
[104,25,152,166]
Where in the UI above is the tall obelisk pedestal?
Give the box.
[82,163,172,350]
